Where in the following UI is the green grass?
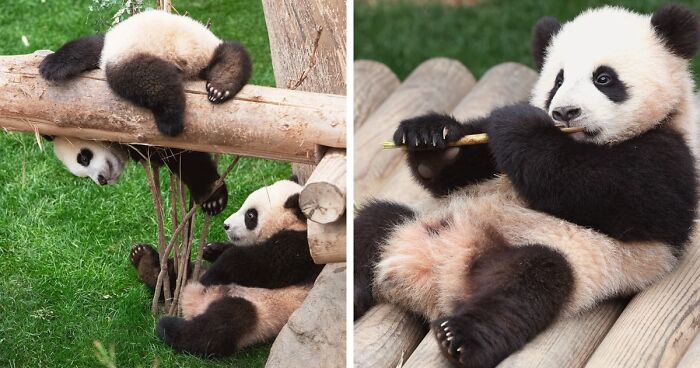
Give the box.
[0,1,289,367]
[355,0,700,81]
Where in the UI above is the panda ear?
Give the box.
[532,16,561,71]
[652,4,700,59]
[42,135,55,141]
[284,193,306,221]
[287,174,300,184]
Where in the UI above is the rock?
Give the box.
[265,263,347,368]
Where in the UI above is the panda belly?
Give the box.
[100,10,220,78]
[374,178,678,320]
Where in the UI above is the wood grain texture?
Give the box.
[402,333,453,368]
[354,57,476,203]
[585,233,700,368]
[300,148,347,224]
[677,331,700,368]
[0,52,345,164]
[308,215,346,264]
[354,60,400,131]
[354,304,426,368]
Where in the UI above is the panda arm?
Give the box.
[199,230,322,288]
[393,113,498,196]
[159,150,228,215]
[486,104,697,246]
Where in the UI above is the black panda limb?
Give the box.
[354,200,416,320]
[38,34,104,81]
[432,244,573,368]
[200,230,322,288]
[201,242,232,262]
[486,103,697,248]
[155,296,257,357]
[105,55,186,137]
[129,244,192,295]
[200,41,252,104]
[393,113,498,197]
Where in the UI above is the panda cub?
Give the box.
[39,10,251,137]
[355,5,698,368]
[49,136,227,215]
[129,178,322,357]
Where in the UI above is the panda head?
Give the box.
[531,5,699,144]
[223,177,306,246]
[51,136,128,186]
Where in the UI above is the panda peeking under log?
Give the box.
[355,5,699,368]
[129,178,322,357]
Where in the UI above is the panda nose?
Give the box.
[97,175,108,186]
[552,106,581,125]
[223,223,230,231]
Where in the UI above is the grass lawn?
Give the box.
[0,1,289,367]
[355,0,700,81]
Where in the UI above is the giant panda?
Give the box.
[354,5,699,368]
[38,10,251,137]
[129,177,323,357]
[49,136,227,215]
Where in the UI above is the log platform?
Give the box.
[353,59,700,368]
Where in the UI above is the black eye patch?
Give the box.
[545,69,564,110]
[245,208,258,230]
[592,66,628,103]
[77,148,93,167]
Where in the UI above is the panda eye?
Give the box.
[555,78,563,87]
[595,73,612,86]
[77,149,93,167]
[244,208,258,230]
[246,209,256,219]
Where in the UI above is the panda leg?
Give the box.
[432,244,573,368]
[105,55,186,137]
[155,296,257,357]
[128,244,192,293]
[200,41,252,104]
[354,200,416,320]
[39,34,104,81]
[158,150,228,216]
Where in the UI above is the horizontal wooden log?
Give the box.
[300,148,346,224]
[308,216,346,264]
[0,51,345,164]
[354,60,400,131]
[677,331,700,368]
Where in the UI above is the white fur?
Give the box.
[224,180,306,246]
[531,6,697,147]
[52,137,127,185]
[100,10,221,78]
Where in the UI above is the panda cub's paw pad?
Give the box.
[206,82,232,104]
[129,244,158,267]
[202,242,228,262]
[201,185,228,216]
[432,317,472,367]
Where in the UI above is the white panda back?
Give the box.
[100,10,221,78]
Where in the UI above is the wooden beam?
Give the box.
[354,60,400,130]
[300,148,346,224]
[0,52,345,164]
[308,216,346,264]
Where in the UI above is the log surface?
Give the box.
[0,52,345,164]
[354,60,400,130]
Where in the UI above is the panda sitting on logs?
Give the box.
[129,177,322,357]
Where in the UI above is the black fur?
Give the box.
[244,208,258,230]
[531,16,561,71]
[39,34,104,81]
[200,41,252,104]
[126,146,227,216]
[284,193,307,222]
[592,66,629,103]
[128,244,192,294]
[155,296,257,357]
[393,113,498,196]
[354,200,416,320]
[651,4,700,59]
[105,54,186,137]
[202,242,232,262]
[433,244,573,368]
[544,69,563,110]
[200,230,322,288]
[485,104,697,249]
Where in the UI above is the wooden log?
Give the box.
[354,57,476,204]
[584,233,700,368]
[402,334,452,368]
[354,60,400,130]
[677,332,700,368]
[0,52,345,164]
[308,215,346,264]
[354,304,426,368]
[299,148,346,224]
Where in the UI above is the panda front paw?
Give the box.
[432,317,476,368]
[393,113,465,151]
[202,242,230,262]
[206,82,234,104]
[200,184,228,216]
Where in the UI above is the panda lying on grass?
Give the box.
[129,177,322,357]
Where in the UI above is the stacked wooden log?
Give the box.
[353,58,700,368]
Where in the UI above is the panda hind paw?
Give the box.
[201,185,228,216]
[206,82,234,104]
[129,243,158,267]
[432,317,474,368]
